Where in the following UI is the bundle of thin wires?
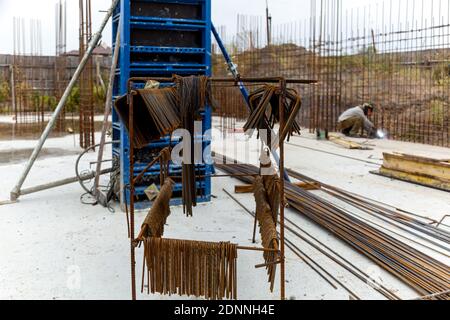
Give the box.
[262,175,281,225]
[142,237,238,300]
[139,87,181,136]
[253,176,280,292]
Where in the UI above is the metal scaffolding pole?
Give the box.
[93,25,121,197]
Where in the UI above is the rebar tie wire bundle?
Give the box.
[244,85,302,144]
[114,87,181,149]
[253,175,280,292]
[137,175,236,300]
[159,147,171,186]
[262,175,281,225]
[139,178,175,239]
[140,87,181,136]
[142,237,238,300]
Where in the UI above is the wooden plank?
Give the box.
[235,182,321,194]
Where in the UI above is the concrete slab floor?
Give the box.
[0,123,448,300]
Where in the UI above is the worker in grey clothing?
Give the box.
[337,103,376,138]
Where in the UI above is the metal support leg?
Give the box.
[211,23,291,183]
[94,24,121,196]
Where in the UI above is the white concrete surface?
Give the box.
[0,120,448,300]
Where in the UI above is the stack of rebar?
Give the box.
[114,88,180,149]
[215,161,450,299]
[79,0,95,149]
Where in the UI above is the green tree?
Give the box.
[66,86,80,113]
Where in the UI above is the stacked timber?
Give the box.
[375,153,450,192]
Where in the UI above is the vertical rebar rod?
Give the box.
[93,25,121,196]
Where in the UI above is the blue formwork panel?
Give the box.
[112,0,212,209]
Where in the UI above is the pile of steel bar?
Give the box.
[215,161,450,299]
[139,88,181,135]
[138,178,175,239]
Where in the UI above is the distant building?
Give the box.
[65,42,112,57]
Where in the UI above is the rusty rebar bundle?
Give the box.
[287,169,450,248]
[159,147,171,186]
[212,4,450,148]
[114,88,180,149]
[174,75,215,217]
[262,175,281,224]
[139,178,175,239]
[142,237,238,300]
[139,88,181,137]
[79,0,95,149]
[115,75,215,151]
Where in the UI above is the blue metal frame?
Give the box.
[113,0,212,209]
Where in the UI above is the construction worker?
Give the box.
[337,103,376,138]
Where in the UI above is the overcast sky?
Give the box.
[0,0,446,55]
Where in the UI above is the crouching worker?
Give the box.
[337,103,376,138]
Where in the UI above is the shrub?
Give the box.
[0,80,10,103]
